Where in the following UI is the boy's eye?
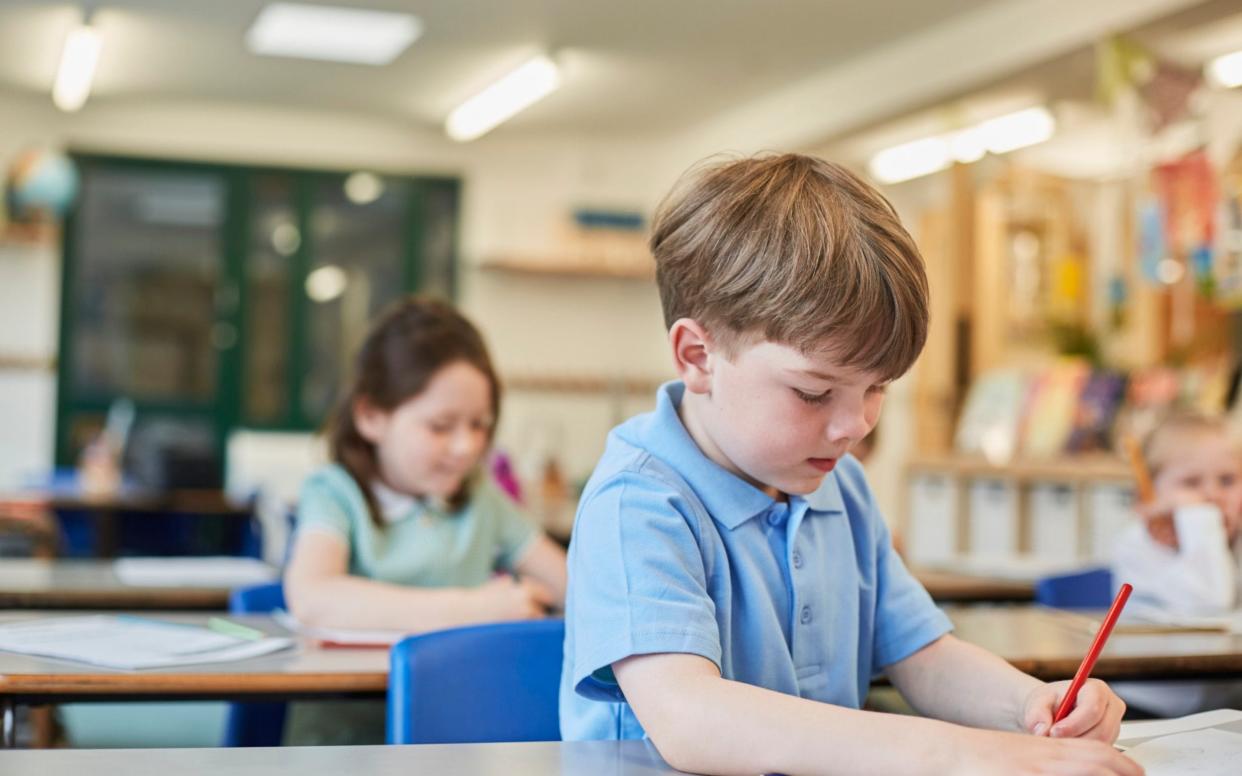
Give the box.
[428,422,454,434]
[794,388,831,405]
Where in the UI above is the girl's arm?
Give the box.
[283,529,549,631]
[512,534,568,605]
[1118,505,1237,614]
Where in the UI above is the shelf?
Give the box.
[0,354,57,373]
[906,453,1133,484]
[503,373,665,396]
[477,257,654,281]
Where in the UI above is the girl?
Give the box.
[283,296,567,742]
[1111,410,1242,716]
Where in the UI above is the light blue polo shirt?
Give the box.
[559,381,953,740]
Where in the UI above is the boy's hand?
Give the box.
[952,727,1143,776]
[1021,679,1125,742]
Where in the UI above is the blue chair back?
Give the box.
[387,619,564,744]
[222,582,287,747]
[1035,568,1114,609]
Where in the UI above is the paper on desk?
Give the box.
[1124,728,1242,774]
[1116,709,1242,748]
[272,608,406,646]
[0,615,292,669]
[114,557,278,588]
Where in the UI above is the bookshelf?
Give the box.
[902,453,1136,568]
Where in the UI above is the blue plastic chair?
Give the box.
[387,619,564,744]
[221,582,287,747]
[1035,568,1114,609]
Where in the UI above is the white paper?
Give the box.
[114,557,278,588]
[272,608,405,646]
[0,615,293,669]
[1118,709,1242,746]
[1125,728,1242,774]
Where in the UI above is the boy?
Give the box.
[559,154,1139,776]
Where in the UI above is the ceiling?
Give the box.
[0,0,998,136]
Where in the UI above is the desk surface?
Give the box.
[0,740,686,775]
[949,605,1242,681]
[2,606,1242,703]
[0,561,233,610]
[0,611,387,702]
[912,569,1035,603]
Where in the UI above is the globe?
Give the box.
[5,147,79,222]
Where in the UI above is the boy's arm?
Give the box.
[613,652,1140,776]
[885,634,1125,741]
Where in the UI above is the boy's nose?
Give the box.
[826,410,870,446]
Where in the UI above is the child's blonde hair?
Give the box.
[649,153,928,380]
[1142,410,1238,477]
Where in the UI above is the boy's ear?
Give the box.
[352,396,389,444]
[669,318,714,395]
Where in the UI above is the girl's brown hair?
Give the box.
[328,296,501,526]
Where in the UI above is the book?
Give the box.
[0,615,292,669]
[954,369,1032,461]
[272,609,406,648]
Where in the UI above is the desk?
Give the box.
[913,569,1035,603]
[0,611,386,746]
[0,740,685,774]
[0,560,236,610]
[12,484,253,558]
[948,605,1242,682]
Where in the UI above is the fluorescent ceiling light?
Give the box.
[446,55,561,142]
[977,106,1055,154]
[869,137,951,185]
[869,105,1055,184]
[1206,50,1242,89]
[53,22,102,112]
[247,3,421,65]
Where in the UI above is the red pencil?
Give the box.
[1052,582,1133,725]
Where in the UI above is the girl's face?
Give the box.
[1153,431,1242,543]
[355,361,495,500]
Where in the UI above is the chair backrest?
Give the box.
[387,619,564,745]
[1035,567,1114,609]
[229,581,285,614]
[222,581,287,746]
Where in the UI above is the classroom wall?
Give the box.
[0,88,675,494]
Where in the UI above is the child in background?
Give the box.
[284,296,567,743]
[560,154,1136,776]
[1112,411,1242,716]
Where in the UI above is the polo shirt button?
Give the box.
[792,552,803,568]
[800,606,812,624]
[767,511,780,526]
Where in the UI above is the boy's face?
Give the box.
[688,337,886,496]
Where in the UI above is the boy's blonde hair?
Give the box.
[650,153,928,380]
[1143,410,1237,476]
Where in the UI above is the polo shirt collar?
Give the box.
[631,381,845,530]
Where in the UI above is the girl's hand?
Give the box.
[1136,487,1207,550]
[475,574,553,621]
[1021,679,1125,743]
